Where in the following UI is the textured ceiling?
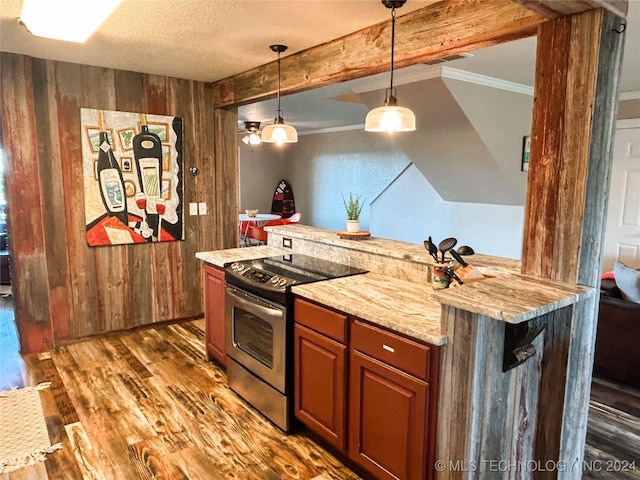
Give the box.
[0,0,433,82]
[1,0,638,134]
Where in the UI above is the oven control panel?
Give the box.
[227,262,291,291]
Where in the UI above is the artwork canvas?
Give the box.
[521,136,531,172]
[81,108,184,246]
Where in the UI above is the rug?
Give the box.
[0,382,62,474]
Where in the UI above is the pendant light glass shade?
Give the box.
[365,1,415,134]
[365,89,416,132]
[261,122,298,145]
[262,44,298,145]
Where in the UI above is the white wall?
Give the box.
[238,143,287,214]
[287,130,410,232]
[369,164,525,258]
[238,78,531,259]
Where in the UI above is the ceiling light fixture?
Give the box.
[261,44,298,146]
[241,121,262,145]
[19,0,122,43]
[364,0,416,133]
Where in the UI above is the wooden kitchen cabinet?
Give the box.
[293,298,439,480]
[349,320,438,480]
[203,263,226,367]
[294,298,348,451]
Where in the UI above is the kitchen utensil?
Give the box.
[446,266,464,285]
[450,249,468,267]
[438,237,457,262]
[457,245,475,256]
[424,237,439,261]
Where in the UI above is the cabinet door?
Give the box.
[204,264,226,366]
[294,323,347,451]
[349,350,428,480]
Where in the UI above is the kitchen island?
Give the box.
[197,224,594,480]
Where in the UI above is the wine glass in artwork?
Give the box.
[156,198,166,241]
[135,192,152,239]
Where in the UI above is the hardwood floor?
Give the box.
[584,378,640,479]
[0,302,362,479]
[1,296,638,479]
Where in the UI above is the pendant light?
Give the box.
[364,0,416,133]
[241,121,262,145]
[261,44,298,145]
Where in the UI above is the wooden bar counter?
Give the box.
[198,225,596,479]
[263,224,596,479]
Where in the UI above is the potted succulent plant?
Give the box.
[342,192,364,233]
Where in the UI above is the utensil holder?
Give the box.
[431,262,451,290]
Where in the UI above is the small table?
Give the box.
[239,213,281,246]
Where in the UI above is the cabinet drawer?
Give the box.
[294,298,348,343]
[351,320,431,381]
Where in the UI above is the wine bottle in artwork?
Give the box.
[133,114,163,237]
[96,128,128,227]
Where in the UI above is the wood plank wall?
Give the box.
[0,53,226,353]
[522,9,625,477]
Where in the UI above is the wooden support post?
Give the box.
[523,8,625,479]
[213,107,239,249]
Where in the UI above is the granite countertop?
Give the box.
[265,224,521,276]
[195,238,592,343]
[292,272,446,346]
[431,274,595,324]
[195,246,285,268]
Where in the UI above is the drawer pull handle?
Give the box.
[383,344,395,353]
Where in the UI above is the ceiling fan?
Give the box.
[240,121,262,145]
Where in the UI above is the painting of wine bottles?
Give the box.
[81,108,184,246]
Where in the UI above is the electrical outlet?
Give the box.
[198,202,207,215]
[283,237,292,249]
[189,203,198,216]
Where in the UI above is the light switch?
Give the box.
[189,203,198,216]
[198,202,207,215]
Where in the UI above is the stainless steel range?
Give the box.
[224,254,367,431]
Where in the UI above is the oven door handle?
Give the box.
[225,285,284,313]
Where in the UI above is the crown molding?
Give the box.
[440,66,534,96]
[620,91,640,101]
[350,65,534,96]
[299,123,365,136]
[616,118,640,129]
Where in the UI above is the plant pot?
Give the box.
[346,220,360,233]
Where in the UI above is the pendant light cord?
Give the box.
[276,49,282,116]
[390,7,396,92]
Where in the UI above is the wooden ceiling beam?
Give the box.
[211,0,545,108]
[511,0,628,19]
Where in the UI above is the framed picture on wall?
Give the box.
[522,136,531,172]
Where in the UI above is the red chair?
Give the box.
[247,212,301,245]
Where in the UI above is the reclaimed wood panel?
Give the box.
[1,53,220,351]
[211,0,544,107]
[435,305,475,480]
[32,59,73,344]
[437,308,549,480]
[116,69,154,329]
[170,77,203,317]
[0,54,53,352]
[213,107,239,249]
[54,60,100,340]
[522,8,625,479]
[512,0,628,19]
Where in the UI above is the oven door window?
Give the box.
[232,306,274,368]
